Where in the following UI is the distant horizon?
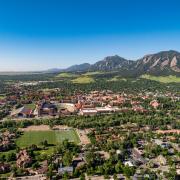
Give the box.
[0,0,180,71]
[0,49,179,72]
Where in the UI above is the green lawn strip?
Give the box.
[34,146,55,158]
[37,147,55,154]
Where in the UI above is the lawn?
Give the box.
[24,103,36,110]
[72,76,95,84]
[16,130,80,147]
[141,74,180,83]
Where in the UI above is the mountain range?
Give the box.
[48,50,180,76]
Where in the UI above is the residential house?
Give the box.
[16,149,32,168]
[150,100,160,108]
[58,164,73,175]
[0,163,10,174]
[11,106,34,118]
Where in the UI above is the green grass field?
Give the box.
[72,76,95,84]
[16,130,80,147]
[56,72,77,78]
[107,76,127,82]
[141,75,180,83]
[55,130,80,143]
[82,71,103,76]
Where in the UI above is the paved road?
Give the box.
[9,174,46,180]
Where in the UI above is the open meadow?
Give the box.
[55,72,78,78]
[71,76,95,84]
[141,74,180,83]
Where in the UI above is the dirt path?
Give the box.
[19,125,51,131]
[76,129,91,145]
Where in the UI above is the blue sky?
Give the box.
[0,0,180,71]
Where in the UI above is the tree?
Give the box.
[122,166,135,178]
[47,165,53,178]
[30,144,38,151]
[115,161,123,173]
[165,166,177,179]
[63,172,69,180]
[32,162,40,169]
[63,151,72,166]
[80,173,85,180]
[0,154,6,161]
[40,140,48,147]
[113,174,118,180]
[6,152,16,162]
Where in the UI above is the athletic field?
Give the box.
[16,129,80,147]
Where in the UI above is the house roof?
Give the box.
[58,166,73,174]
[11,106,32,116]
[42,102,56,109]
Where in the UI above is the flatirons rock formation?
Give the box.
[51,50,180,76]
